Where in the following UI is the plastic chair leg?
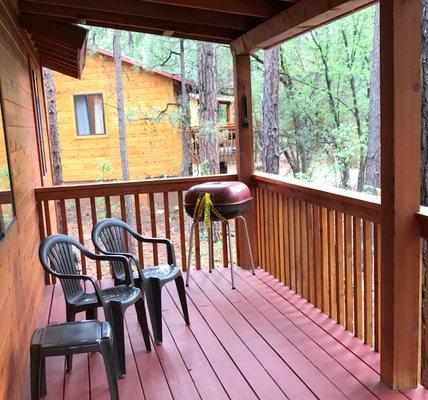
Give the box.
[100,339,120,400]
[145,279,163,345]
[109,302,126,378]
[30,345,42,400]
[65,307,76,372]
[134,297,152,351]
[86,307,98,320]
[175,275,190,325]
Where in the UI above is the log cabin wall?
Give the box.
[53,51,183,182]
[0,0,54,398]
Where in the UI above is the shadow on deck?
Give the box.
[23,268,427,400]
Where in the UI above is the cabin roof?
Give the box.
[92,47,194,87]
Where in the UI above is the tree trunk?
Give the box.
[261,46,280,174]
[198,42,219,175]
[180,39,192,177]
[43,68,63,186]
[113,29,133,231]
[421,0,428,385]
[365,4,381,193]
[113,30,130,182]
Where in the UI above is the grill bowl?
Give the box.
[184,181,252,221]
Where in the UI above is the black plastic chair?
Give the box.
[30,320,118,400]
[38,234,151,377]
[92,218,189,345]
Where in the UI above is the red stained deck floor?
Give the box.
[24,268,428,400]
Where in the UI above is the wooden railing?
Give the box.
[35,174,238,283]
[253,172,381,350]
[190,124,236,164]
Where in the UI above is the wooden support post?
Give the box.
[232,52,258,268]
[380,0,422,390]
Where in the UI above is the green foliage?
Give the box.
[85,6,376,190]
[96,158,113,181]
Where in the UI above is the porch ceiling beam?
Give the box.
[20,0,260,31]
[230,0,376,55]
[19,8,240,42]
[131,0,291,19]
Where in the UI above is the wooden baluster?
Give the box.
[43,200,55,283]
[294,199,302,295]
[267,190,274,275]
[256,187,262,269]
[58,199,68,234]
[195,223,201,270]
[278,194,285,284]
[119,195,130,252]
[374,223,381,352]
[43,200,52,237]
[105,196,112,218]
[90,197,101,279]
[320,207,329,315]
[363,220,374,347]
[149,193,159,265]
[36,201,49,284]
[307,203,315,304]
[328,210,337,320]
[273,192,280,280]
[288,197,296,291]
[134,194,144,267]
[283,196,291,288]
[300,201,309,299]
[222,221,228,268]
[75,198,87,276]
[313,205,322,309]
[163,192,171,239]
[353,216,364,341]
[177,191,187,271]
[263,189,269,270]
[335,212,345,326]
[344,214,354,333]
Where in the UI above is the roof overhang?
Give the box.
[17,0,376,77]
[20,14,88,78]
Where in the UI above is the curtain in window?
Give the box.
[74,95,91,135]
[93,95,105,134]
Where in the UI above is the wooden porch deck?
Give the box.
[23,267,428,400]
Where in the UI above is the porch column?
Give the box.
[380,0,422,389]
[232,53,258,268]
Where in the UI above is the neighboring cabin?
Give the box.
[54,49,234,183]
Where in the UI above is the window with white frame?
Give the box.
[73,94,106,136]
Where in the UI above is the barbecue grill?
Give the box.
[184,181,252,220]
[184,181,255,289]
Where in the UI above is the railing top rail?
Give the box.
[35,174,238,201]
[253,171,381,223]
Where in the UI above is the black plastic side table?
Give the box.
[30,320,119,400]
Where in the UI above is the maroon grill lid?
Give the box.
[184,181,252,206]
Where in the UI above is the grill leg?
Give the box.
[236,216,256,275]
[208,224,214,273]
[186,221,197,287]
[226,221,235,289]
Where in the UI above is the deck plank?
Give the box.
[25,268,428,400]
[209,269,369,400]
[239,268,407,400]
[190,271,316,400]
[184,274,289,400]
[165,283,259,400]
[161,288,230,400]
